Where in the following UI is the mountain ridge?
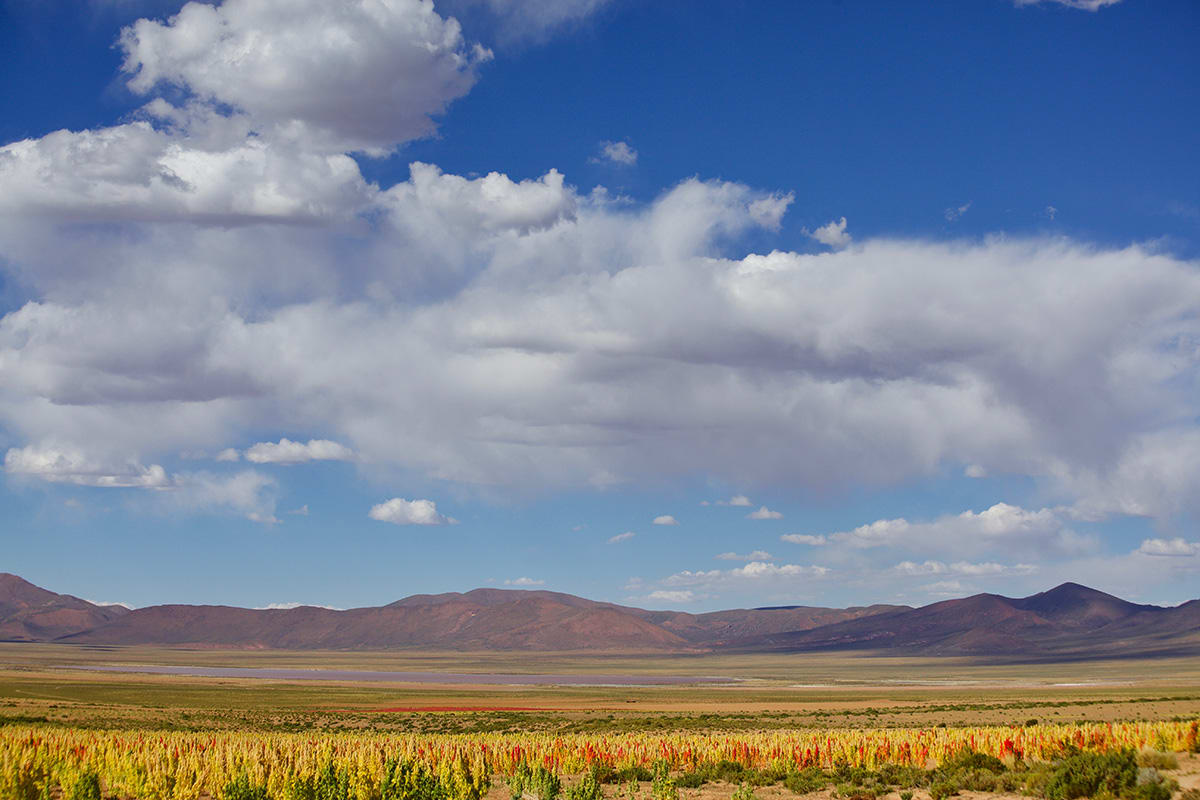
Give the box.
[1,573,1196,659]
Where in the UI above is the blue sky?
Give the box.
[2,0,1199,613]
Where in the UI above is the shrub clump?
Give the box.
[1038,747,1177,800]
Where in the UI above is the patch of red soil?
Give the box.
[350,706,548,713]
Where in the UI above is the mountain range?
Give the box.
[1,573,1197,659]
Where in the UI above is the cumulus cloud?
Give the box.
[4,10,1200,547]
[892,560,1036,577]
[504,576,545,586]
[807,217,851,248]
[368,497,455,525]
[608,531,636,544]
[646,589,696,603]
[4,445,168,488]
[780,534,827,546]
[716,550,772,561]
[244,438,354,465]
[1136,538,1199,557]
[119,0,489,154]
[259,601,341,610]
[168,469,280,523]
[595,140,637,165]
[0,108,373,225]
[921,579,973,596]
[783,503,1095,561]
[722,495,753,507]
[661,561,831,593]
[4,197,1200,519]
[747,505,783,520]
[652,514,678,525]
[215,448,241,462]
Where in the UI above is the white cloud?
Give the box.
[646,589,695,603]
[944,202,971,222]
[168,469,280,524]
[715,550,772,561]
[662,561,830,593]
[84,599,134,609]
[368,497,455,526]
[595,140,637,166]
[807,217,851,249]
[287,504,309,516]
[244,438,354,465]
[258,601,341,610]
[4,445,168,488]
[1014,0,1121,10]
[723,495,753,507]
[0,110,373,225]
[791,503,1095,560]
[215,448,241,462]
[652,514,678,525]
[442,0,614,44]
[504,576,545,586]
[965,464,987,478]
[607,531,636,544]
[4,36,1200,542]
[746,505,783,520]
[119,0,490,154]
[1136,538,1199,557]
[780,534,827,546]
[892,560,1036,577]
[921,579,973,596]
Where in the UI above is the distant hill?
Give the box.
[0,573,129,641]
[2,573,1196,659]
[725,583,1200,658]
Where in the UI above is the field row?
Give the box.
[2,719,1198,799]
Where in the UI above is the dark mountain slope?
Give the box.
[0,573,129,642]
[723,583,1200,658]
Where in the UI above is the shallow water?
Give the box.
[60,664,737,686]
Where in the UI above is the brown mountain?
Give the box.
[726,583,1200,658]
[11,578,900,651]
[0,572,130,641]
[4,575,1196,658]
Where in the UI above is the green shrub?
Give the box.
[1043,748,1138,800]
[899,792,914,800]
[612,767,653,784]
[732,783,758,800]
[929,779,959,800]
[783,767,827,795]
[589,763,617,785]
[943,750,1006,774]
[675,772,704,789]
[877,764,927,789]
[1135,750,1177,770]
